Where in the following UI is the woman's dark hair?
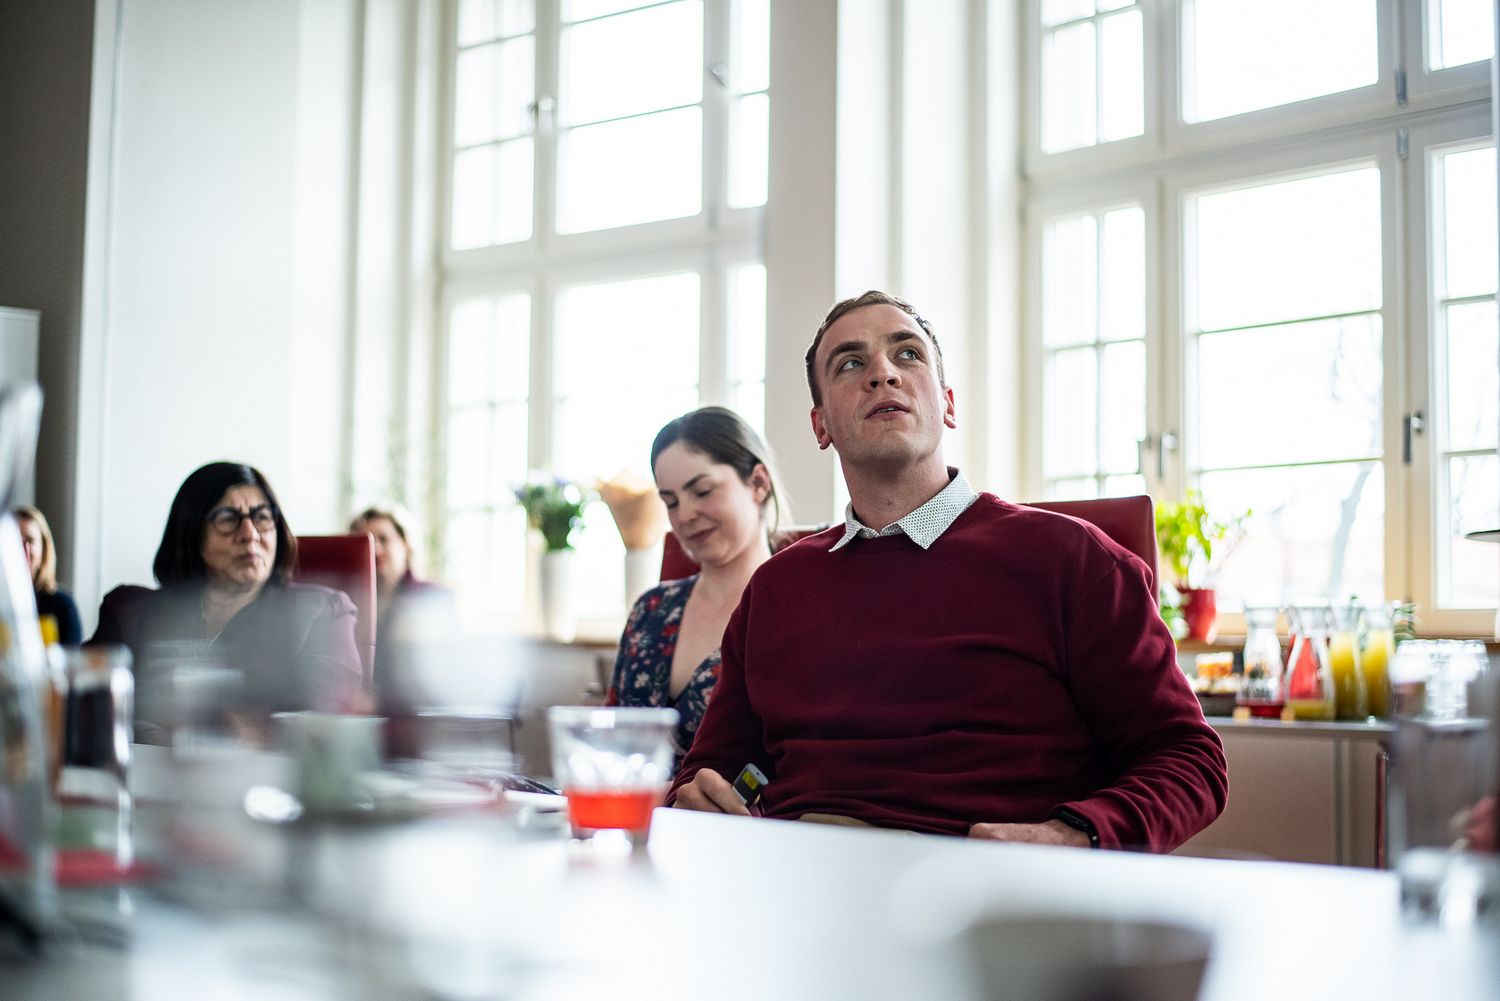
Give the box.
[152,461,297,586]
[650,407,782,533]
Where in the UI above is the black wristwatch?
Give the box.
[1050,806,1100,849]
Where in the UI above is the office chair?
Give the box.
[1024,495,1158,601]
[295,534,378,689]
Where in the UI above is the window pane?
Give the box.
[451,139,534,249]
[450,147,494,250]
[454,39,534,147]
[1439,146,1498,300]
[1098,10,1144,143]
[733,0,770,93]
[564,0,655,19]
[1444,454,1500,607]
[1192,166,1381,331]
[1099,340,1145,473]
[1198,316,1382,468]
[1099,206,1144,341]
[446,508,526,624]
[560,2,703,127]
[446,406,492,509]
[446,292,531,513]
[1042,0,1094,27]
[729,92,769,208]
[448,299,494,407]
[1041,21,1097,153]
[1049,477,1100,500]
[557,109,702,233]
[553,273,701,480]
[459,0,533,46]
[1444,300,1499,452]
[1430,0,1496,69]
[1103,474,1147,496]
[1043,348,1098,478]
[1042,214,1098,347]
[728,263,766,386]
[1184,0,1377,122]
[1202,463,1385,608]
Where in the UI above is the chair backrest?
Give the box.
[295,534,378,688]
[1024,495,1158,600]
[660,526,830,582]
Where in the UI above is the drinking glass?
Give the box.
[547,706,678,849]
[58,645,135,869]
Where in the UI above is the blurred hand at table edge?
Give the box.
[670,768,752,816]
[968,819,1091,848]
[1462,794,1497,853]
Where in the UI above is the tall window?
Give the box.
[1025,0,1497,633]
[442,0,769,628]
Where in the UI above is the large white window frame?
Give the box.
[1021,0,1496,636]
[435,0,768,630]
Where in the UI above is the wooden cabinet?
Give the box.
[1179,718,1390,868]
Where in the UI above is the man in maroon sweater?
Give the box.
[667,291,1228,851]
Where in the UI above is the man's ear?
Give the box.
[942,385,957,430]
[810,407,833,450]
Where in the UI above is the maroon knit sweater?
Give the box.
[667,494,1228,851]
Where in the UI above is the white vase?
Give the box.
[623,544,661,612]
[540,549,576,642]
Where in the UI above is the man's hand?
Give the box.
[968,819,1090,847]
[671,768,752,816]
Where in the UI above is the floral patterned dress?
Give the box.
[605,576,721,773]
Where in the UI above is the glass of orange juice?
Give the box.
[547,706,679,850]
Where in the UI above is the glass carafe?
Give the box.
[1285,605,1335,721]
[1237,606,1285,719]
[1359,602,1396,718]
[0,384,52,939]
[1328,604,1368,720]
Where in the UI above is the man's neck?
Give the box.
[842,458,953,529]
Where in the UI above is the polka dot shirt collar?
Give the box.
[828,468,979,552]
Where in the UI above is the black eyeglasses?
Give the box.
[206,505,277,536]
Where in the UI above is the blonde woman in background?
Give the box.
[15,505,81,645]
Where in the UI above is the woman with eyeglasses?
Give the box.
[89,461,364,739]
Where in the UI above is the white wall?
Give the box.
[76,0,363,628]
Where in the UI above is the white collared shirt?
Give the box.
[828,468,979,552]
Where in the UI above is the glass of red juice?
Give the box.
[546,706,679,849]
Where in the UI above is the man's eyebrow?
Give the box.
[823,339,866,373]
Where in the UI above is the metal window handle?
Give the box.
[1137,431,1179,482]
[1402,411,1425,464]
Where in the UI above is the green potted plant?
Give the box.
[515,476,589,640]
[1155,490,1248,643]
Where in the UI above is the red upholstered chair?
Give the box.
[295,534,378,689]
[660,526,830,581]
[1024,495,1158,602]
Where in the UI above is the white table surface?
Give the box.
[8,757,1499,1001]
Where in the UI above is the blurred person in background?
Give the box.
[15,505,82,645]
[90,461,364,740]
[348,502,449,695]
[606,407,781,773]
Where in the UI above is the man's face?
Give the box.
[809,303,956,471]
